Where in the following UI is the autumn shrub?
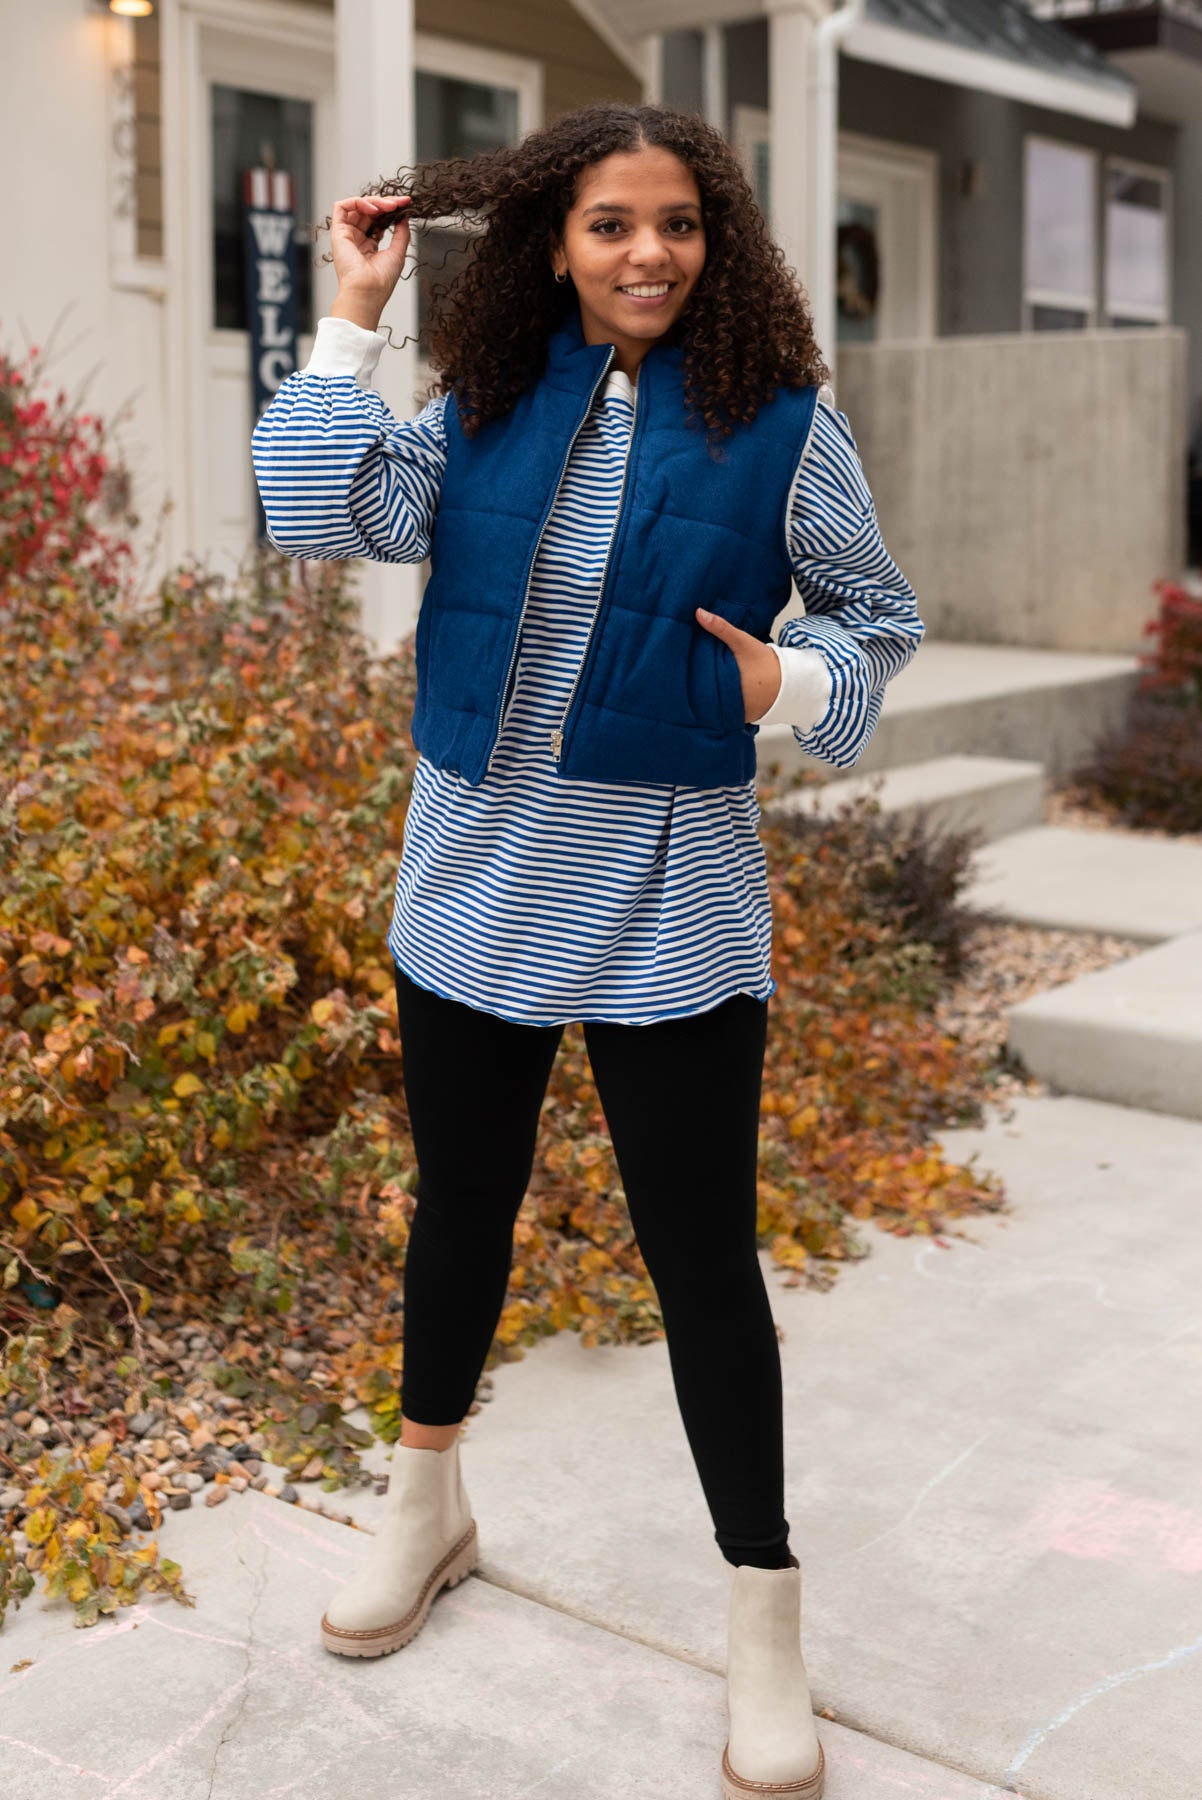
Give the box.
[1070,580,1202,834]
[768,794,981,981]
[1,343,1004,1627]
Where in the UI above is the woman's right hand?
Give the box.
[328,194,413,332]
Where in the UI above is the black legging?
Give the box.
[394,964,792,1570]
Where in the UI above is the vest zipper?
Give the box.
[486,348,617,776]
[551,369,641,766]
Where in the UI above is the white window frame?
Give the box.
[1103,153,1173,327]
[1022,132,1099,330]
[412,36,543,380]
[414,32,543,138]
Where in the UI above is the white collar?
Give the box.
[604,366,637,402]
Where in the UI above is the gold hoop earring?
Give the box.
[554,270,568,284]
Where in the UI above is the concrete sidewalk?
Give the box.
[3,1094,1199,1798]
[0,1492,1010,1800]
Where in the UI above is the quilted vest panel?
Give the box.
[410,304,820,788]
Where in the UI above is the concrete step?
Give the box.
[1007,930,1202,1119]
[766,753,1045,843]
[964,826,1202,942]
[757,641,1137,779]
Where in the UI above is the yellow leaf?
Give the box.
[225,1004,251,1035]
[25,1506,56,1546]
[310,998,335,1026]
[157,1023,185,1047]
[12,1197,41,1233]
[197,1032,217,1063]
[172,1072,204,1098]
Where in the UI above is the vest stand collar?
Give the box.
[546,300,685,392]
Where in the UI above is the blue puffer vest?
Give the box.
[410,304,820,788]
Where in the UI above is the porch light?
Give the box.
[107,0,154,16]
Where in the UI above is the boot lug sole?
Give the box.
[721,1738,825,1799]
[320,1519,479,1658]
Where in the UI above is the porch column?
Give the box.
[767,0,860,381]
[768,2,818,340]
[335,0,420,653]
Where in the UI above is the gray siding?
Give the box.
[838,55,1179,341]
[412,0,641,120]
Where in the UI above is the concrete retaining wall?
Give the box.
[837,329,1188,654]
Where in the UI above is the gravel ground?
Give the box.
[936,916,1142,1104]
[942,776,1161,1099]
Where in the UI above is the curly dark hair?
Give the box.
[327,101,830,444]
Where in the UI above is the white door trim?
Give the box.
[165,0,337,562]
[837,129,937,342]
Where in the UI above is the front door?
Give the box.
[187,6,335,570]
[836,132,937,343]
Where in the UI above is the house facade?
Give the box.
[644,0,1199,648]
[3,0,642,643]
[3,0,1197,652]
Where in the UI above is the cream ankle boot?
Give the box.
[320,1437,479,1658]
[721,1554,825,1799]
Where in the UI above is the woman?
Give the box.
[252,101,922,1800]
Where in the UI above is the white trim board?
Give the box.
[567,0,649,82]
[843,18,1136,130]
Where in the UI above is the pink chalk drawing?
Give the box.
[1020,1478,1202,1574]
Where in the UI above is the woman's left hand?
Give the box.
[694,608,781,723]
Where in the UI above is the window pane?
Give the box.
[1025,139,1095,308]
[660,29,705,115]
[212,84,313,333]
[1105,166,1167,317]
[416,72,518,162]
[1031,304,1090,332]
[752,140,770,220]
[836,200,881,344]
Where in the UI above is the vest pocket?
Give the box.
[714,638,746,734]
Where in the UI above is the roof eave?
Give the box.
[845,16,1138,128]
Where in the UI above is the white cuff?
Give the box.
[300,315,388,387]
[758,642,833,733]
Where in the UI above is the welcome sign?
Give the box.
[243,166,299,422]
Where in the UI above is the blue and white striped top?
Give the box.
[252,324,923,1026]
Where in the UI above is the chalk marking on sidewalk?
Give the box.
[834,1431,991,1556]
[99,1671,250,1799]
[0,1732,111,1783]
[1004,1627,1202,1783]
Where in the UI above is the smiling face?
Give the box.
[550,144,707,375]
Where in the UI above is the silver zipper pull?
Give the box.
[550,729,564,761]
